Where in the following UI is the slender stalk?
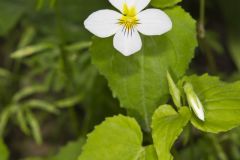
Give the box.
[199,0,206,39]
[198,0,217,73]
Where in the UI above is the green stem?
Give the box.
[199,0,205,39]
[198,0,217,73]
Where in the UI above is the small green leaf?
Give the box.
[11,43,54,59]
[18,26,36,48]
[0,139,9,160]
[0,110,10,136]
[55,95,84,108]
[26,111,42,145]
[152,105,191,160]
[23,99,59,114]
[91,6,197,129]
[17,110,30,135]
[13,85,47,102]
[64,41,92,52]
[183,74,240,133]
[151,0,182,9]
[0,106,16,136]
[78,115,143,160]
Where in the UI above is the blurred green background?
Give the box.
[0,0,240,159]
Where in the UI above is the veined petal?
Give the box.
[137,9,172,36]
[113,28,142,56]
[134,0,151,12]
[109,0,150,13]
[84,9,121,38]
[108,0,125,12]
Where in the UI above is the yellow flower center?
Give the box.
[119,4,139,33]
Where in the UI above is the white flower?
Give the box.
[84,0,172,56]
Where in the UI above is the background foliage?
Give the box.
[0,0,240,159]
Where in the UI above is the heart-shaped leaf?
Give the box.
[78,115,143,160]
[90,6,197,129]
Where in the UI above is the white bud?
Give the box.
[184,83,205,121]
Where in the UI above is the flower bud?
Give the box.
[184,82,205,121]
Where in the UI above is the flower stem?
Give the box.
[199,0,205,39]
[198,0,217,73]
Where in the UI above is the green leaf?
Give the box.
[0,110,10,136]
[55,95,84,108]
[183,74,240,133]
[23,99,59,114]
[16,110,30,135]
[91,6,196,129]
[0,139,9,160]
[26,111,42,144]
[0,106,16,136]
[151,0,182,9]
[11,43,54,59]
[51,138,85,160]
[18,26,36,48]
[64,41,92,52]
[13,85,47,102]
[151,105,191,160]
[78,115,143,160]
[0,0,25,36]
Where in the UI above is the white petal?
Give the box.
[108,0,150,13]
[113,28,142,56]
[123,0,150,12]
[84,9,121,38]
[137,9,172,36]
